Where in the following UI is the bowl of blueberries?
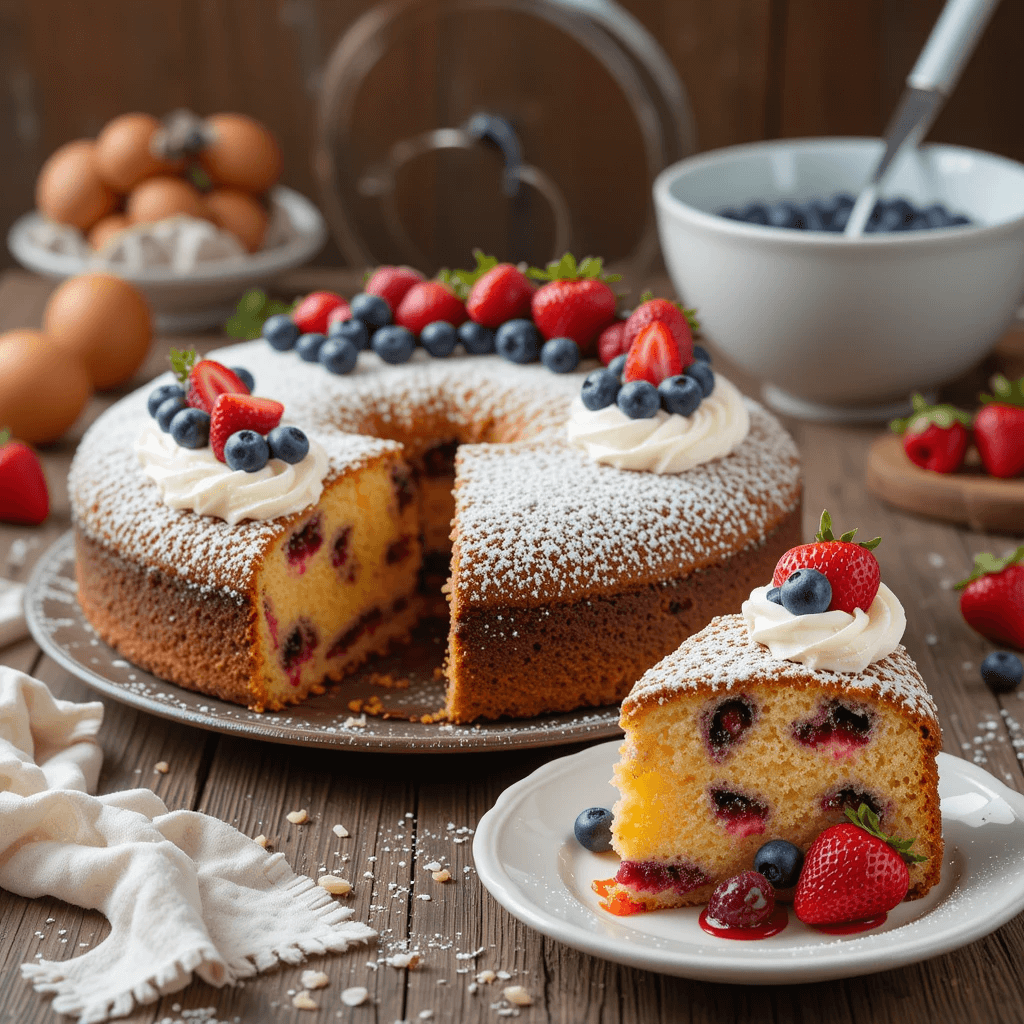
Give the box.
[653,137,1024,420]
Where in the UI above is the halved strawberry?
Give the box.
[622,294,696,368]
[395,281,467,335]
[183,359,250,414]
[209,393,284,462]
[0,429,48,525]
[292,291,347,334]
[622,321,683,386]
[365,266,424,311]
[773,510,881,614]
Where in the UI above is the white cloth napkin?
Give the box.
[0,578,28,647]
[0,667,376,1023]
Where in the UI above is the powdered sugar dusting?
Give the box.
[624,615,939,722]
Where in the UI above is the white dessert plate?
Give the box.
[473,740,1024,983]
[24,532,621,753]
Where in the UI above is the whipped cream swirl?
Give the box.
[566,373,750,473]
[741,583,906,674]
[136,423,328,525]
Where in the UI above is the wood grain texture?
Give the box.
[1,268,1024,1022]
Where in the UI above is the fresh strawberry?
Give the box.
[170,349,250,414]
[890,393,972,473]
[0,429,48,525]
[209,393,284,463]
[325,302,354,331]
[956,546,1024,650]
[772,509,881,614]
[395,280,467,335]
[461,251,534,328]
[365,266,424,311]
[623,321,683,385]
[528,253,619,356]
[974,374,1024,478]
[793,804,925,927]
[292,291,348,335]
[622,293,696,368]
[597,320,629,365]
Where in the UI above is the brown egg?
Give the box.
[43,274,152,391]
[95,112,184,192]
[35,139,117,230]
[126,175,208,224]
[199,113,281,194]
[0,330,93,444]
[204,188,268,252]
[87,213,132,251]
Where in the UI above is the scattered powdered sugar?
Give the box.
[624,614,939,723]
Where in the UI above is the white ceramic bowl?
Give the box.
[7,186,327,333]
[654,139,1024,420]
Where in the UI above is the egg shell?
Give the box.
[0,330,93,444]
[127,175,208,224]
[199,113,281,194]
[204,188,268,252]
[87,213,133,251]
[35,139,117,231]
[42,274,152,391]
[95,112,184,192]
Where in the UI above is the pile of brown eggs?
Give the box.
[35,112,282,254]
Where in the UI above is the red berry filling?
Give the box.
[286,514,323,573]
[263,596,280,648]
[331,525,357,581]
[327,608,383,660]
[614,860,708,896]
[710,788,770,837]
[391,466,415,513]
[281,618,318,682]
[703,697,755,760]
[793,700,873,752]
[386,535,414,565]
[822,787,883,818]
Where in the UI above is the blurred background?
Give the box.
[2,0,1022,275]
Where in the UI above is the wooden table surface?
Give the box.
[1,268,1023,1024]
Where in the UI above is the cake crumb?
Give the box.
[317,876,352,896]
[253,834,268,848]
[343,714,367,729]
[286,809,309,825]
[467,982,479,995]
[341,986,369,1006]
[153,761,169,774]
[370,672,410,690]
[423,861,442,872]
[332,824,349,838]
[503,986,532,1006]
[431,869,451,883]
[292,991,317,1010]
[387,952,421,969]
[301,969,329,990]
[476,970,496,984]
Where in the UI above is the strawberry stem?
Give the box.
[890,393,973,434]
[814,509,881,551]
[526,252,622,284]
[169,348,198,385]
[955,546,1024,589]
[0,428,9,448]
[980,374,1024,408]
[844,804,928,863]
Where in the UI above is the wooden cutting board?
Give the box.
[866,434,1024,534]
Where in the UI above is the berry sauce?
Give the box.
[704,697,755,761]
[699,906,789,940]
[710,789,770,837]
[809,914,887,935]
[793,700,872,755]
[610,860,708,898]
[285,514,324,574]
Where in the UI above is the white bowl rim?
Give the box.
[654,137,1024,247]
[7,185,328,285]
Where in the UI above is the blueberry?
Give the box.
[156,395,188,432]
[719,206,742,221]
[981,651,1024,694]
[169,407,210,449]
[147,383,185,418]
[617,379,660,419]
[319,337,358,375]
[658,374,702,417]
[372,325,416,364]
[420,321,457,358]
[685,361,715,397]
[738,202,770,225]
[540,336,580,374]
[691,344,711,365]
[574,806,614,853]
[947,213,971,227]
[607,353,627,377]
[458,321,495,354]
[495,319,541,364]
[224,430,270,473]
[580,368,620,411]
[328,318,370,351]
[263,313,300,351]
[753,839,804,889]
[296,332,327,362]
[802,203,826,232]
[230,366,255,392]
[780,568,832,615]
[766,586,783,605]
[767,201,804,229]
[267,425,310,464]
[350,292,392,328]
[819,193,854,232]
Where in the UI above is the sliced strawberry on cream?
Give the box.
[623,321,683,386]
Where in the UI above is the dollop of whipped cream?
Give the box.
[741,583,906,674]
[565,372,750,473]
[135,423,328,526]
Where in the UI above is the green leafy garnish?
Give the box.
[225,289,296,341]
[169,348,197,385]
[980,374,1024,408]
[955,546,1024,589]
[526,252,622,284]
[845,803,928,864]
[890,393,973,435]
[814,509,881,551]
